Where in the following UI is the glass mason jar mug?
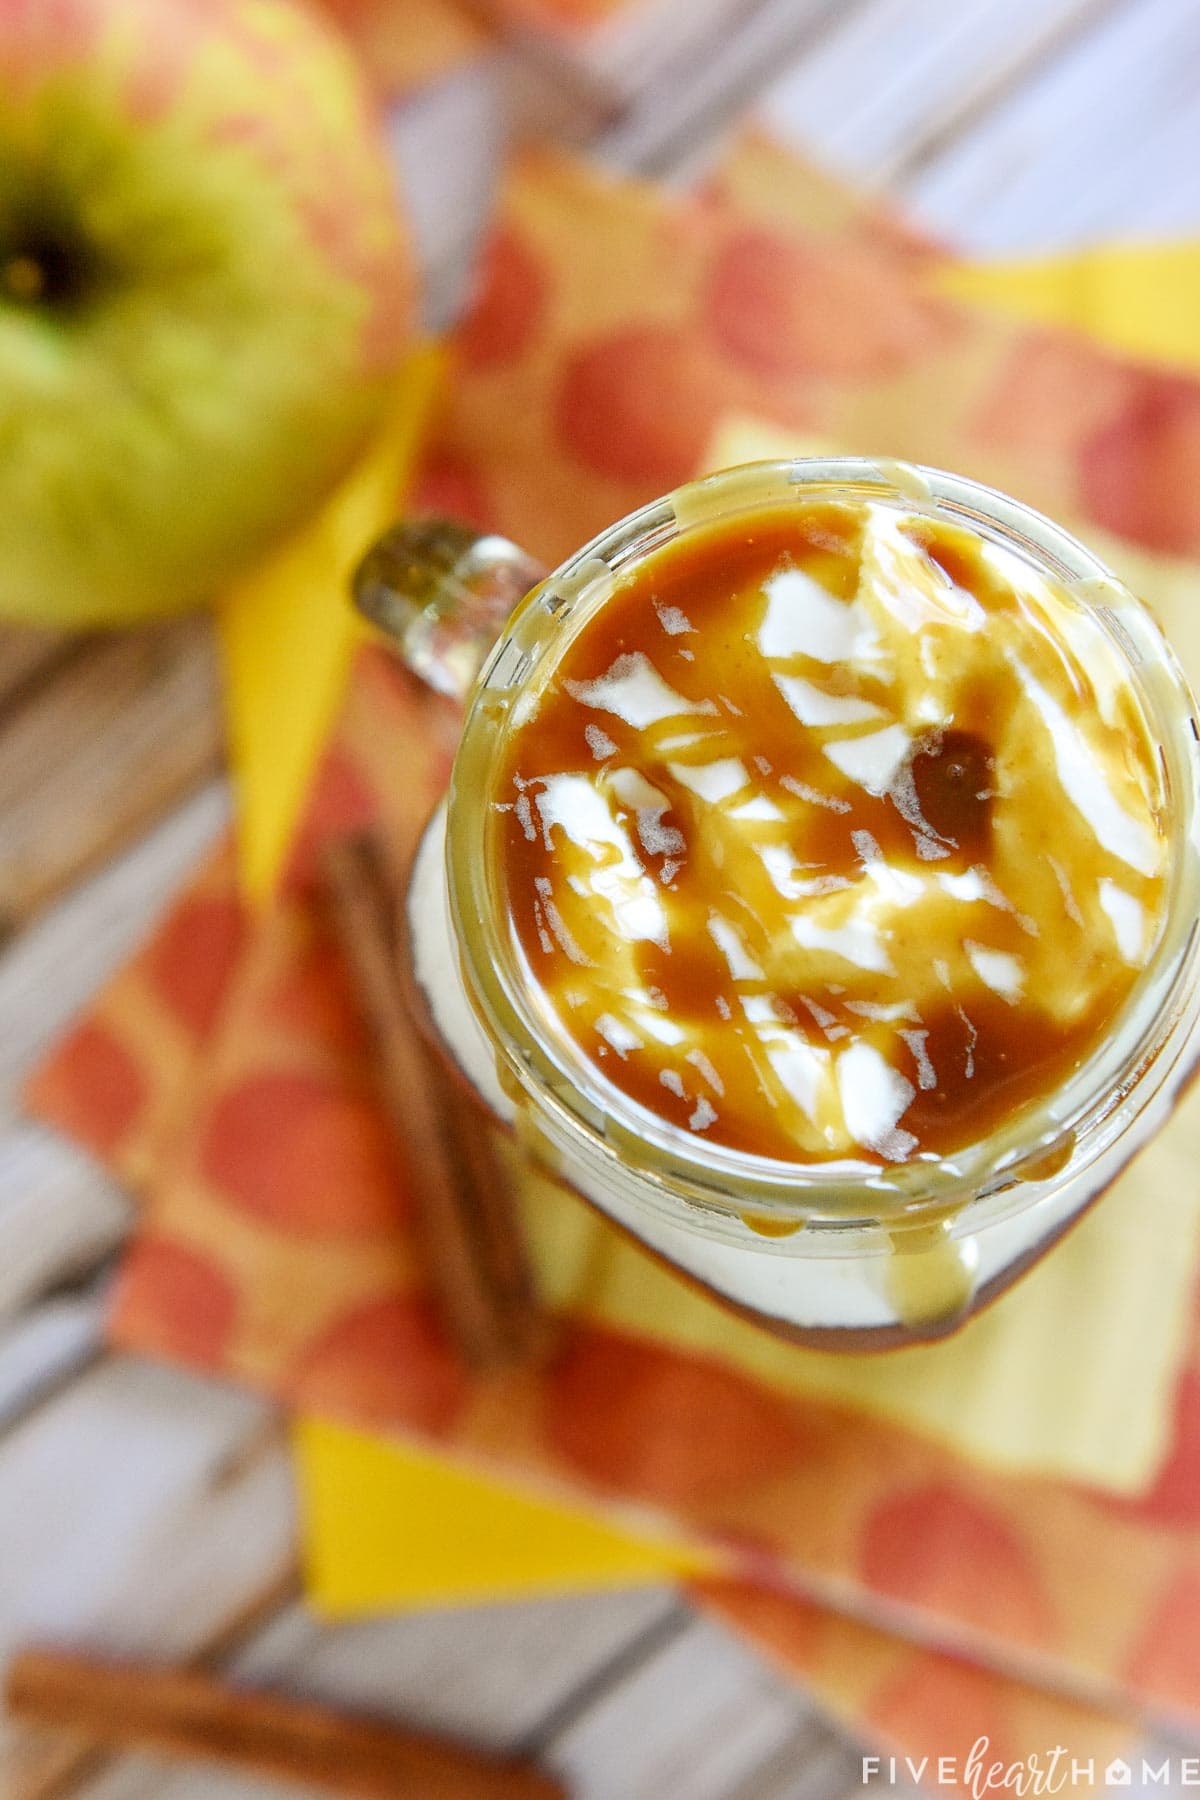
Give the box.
[355,458,1200,1349]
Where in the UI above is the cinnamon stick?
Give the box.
[319,832,549,1370]
[6,1648,565,1800]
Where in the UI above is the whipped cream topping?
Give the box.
[487,499,1169,1165]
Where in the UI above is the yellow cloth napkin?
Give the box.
[218,343,444,905]
[296,1417,720,1615]
[936,242,1200,375]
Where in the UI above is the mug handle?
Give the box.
[352,519,547,703]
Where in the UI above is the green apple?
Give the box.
[0,0,414,627]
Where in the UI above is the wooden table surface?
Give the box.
[4,2,1200,1795]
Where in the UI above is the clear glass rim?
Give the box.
[445,457,1200,1234]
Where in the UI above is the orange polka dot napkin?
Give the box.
[417,132,1200,575]
[26,137,1200,1774]
[23,646,1173,1776]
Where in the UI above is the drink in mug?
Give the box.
[357,459,1200,1347]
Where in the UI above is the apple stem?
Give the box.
[2,255,45,304]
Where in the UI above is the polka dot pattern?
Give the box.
[410,448,495,531]
[145,895,245,1041]
[704,228,947,380]
[200,1070,408,1238]
[27,1020,146,1161]
[460,227,549,371]
[289,1294,469,1433]
[1078,373,1200,556]
[869,1652,1011,1767]
[111,1237,238,1372]
[554,326,738,486]
[1124,1566,1200,1712]
[545,1327,809,1507]
[859,1482,1053,1643]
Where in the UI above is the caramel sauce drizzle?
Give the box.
[488,501,1168,1168]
